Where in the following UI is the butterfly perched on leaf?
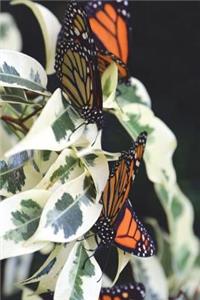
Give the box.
[93,131,155,257]
[55,1,103,128]
[99,282,145,300]
[85,0,131,78]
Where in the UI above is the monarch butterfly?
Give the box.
[99,282,145,300]
[55,1,103,128]
[93,132,155,257]
[85,0,131,78]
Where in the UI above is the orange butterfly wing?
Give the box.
[89,3,128,63]
[86,1,130,78]
[114,200,155,257]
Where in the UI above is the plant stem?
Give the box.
[1,115,28,133]
[20,106,42,122]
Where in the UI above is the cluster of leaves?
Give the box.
[0,1,199,300]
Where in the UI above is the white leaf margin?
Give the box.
[21,243,75,295]
[5,89,85,156]
[0,189,50,259]
[12,0,61,75]
[54,241,102,300]
[0,13,22,51]
[131,256,169,300]
[29,171,102,243]
[0,49,48,94]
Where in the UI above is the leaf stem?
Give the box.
[20,106,42,122]
[1,115,28,134]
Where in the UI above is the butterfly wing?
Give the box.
[97,49,128,78]
[86,0,130,78]
[55,1,103,127]
[113,199,155,257]
[101,132,147,223]
[99,282,145,300]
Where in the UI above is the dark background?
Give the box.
[1,1,200,299]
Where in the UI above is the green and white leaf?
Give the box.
[0,150,57,197]
[104,80,177,185]
[145,218,173,277]
[0,50,48,94]
[0,13,22,51]
[21,243,74,295]
[75,127,119,162]
[0,151,38,197]
[155,183,199,277]
[54,242,102,300]
[110,103,176,186]
[0,120,17,158]
[0,189,50,259]
[31,171,102,243]
[102,62,118,106]
[0,86,46,106]
[37,148,84,192]
[74,123,99,150]
[178,253,200,299]
[12,0,61,75]
[106,80,199,294]
[74,130,110,199]
[78,149,109,201]
[131,256,169,300]
[6,89,85,156]
[116,77,151,108]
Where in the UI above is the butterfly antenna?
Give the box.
[82,250,96,270]
[68,121,85,141]
[90,127,100,148]
[82,241,104,270]
[77,233,96,243]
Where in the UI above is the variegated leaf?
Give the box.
[155,183,199,275]
[31,171,102,243]
[54,242,102,300]
[0,50,48,94]
[102,62,118,106]
[116,77,151,108]
[21,243,74,296]
[79,150,109,201]
[12,0,61,75]
[131,256,169,300]
[145,218,173,277]
[0,150,57,197]
[0,13,22,51]
[37,148,84,192]
[6,89,85,156]
[104,82,176,186]
[0,189,50,259]
[0,121,17,158]
[0,86,45,106]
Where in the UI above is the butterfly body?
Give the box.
[100,282,145,300]
[93,216,115,247]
